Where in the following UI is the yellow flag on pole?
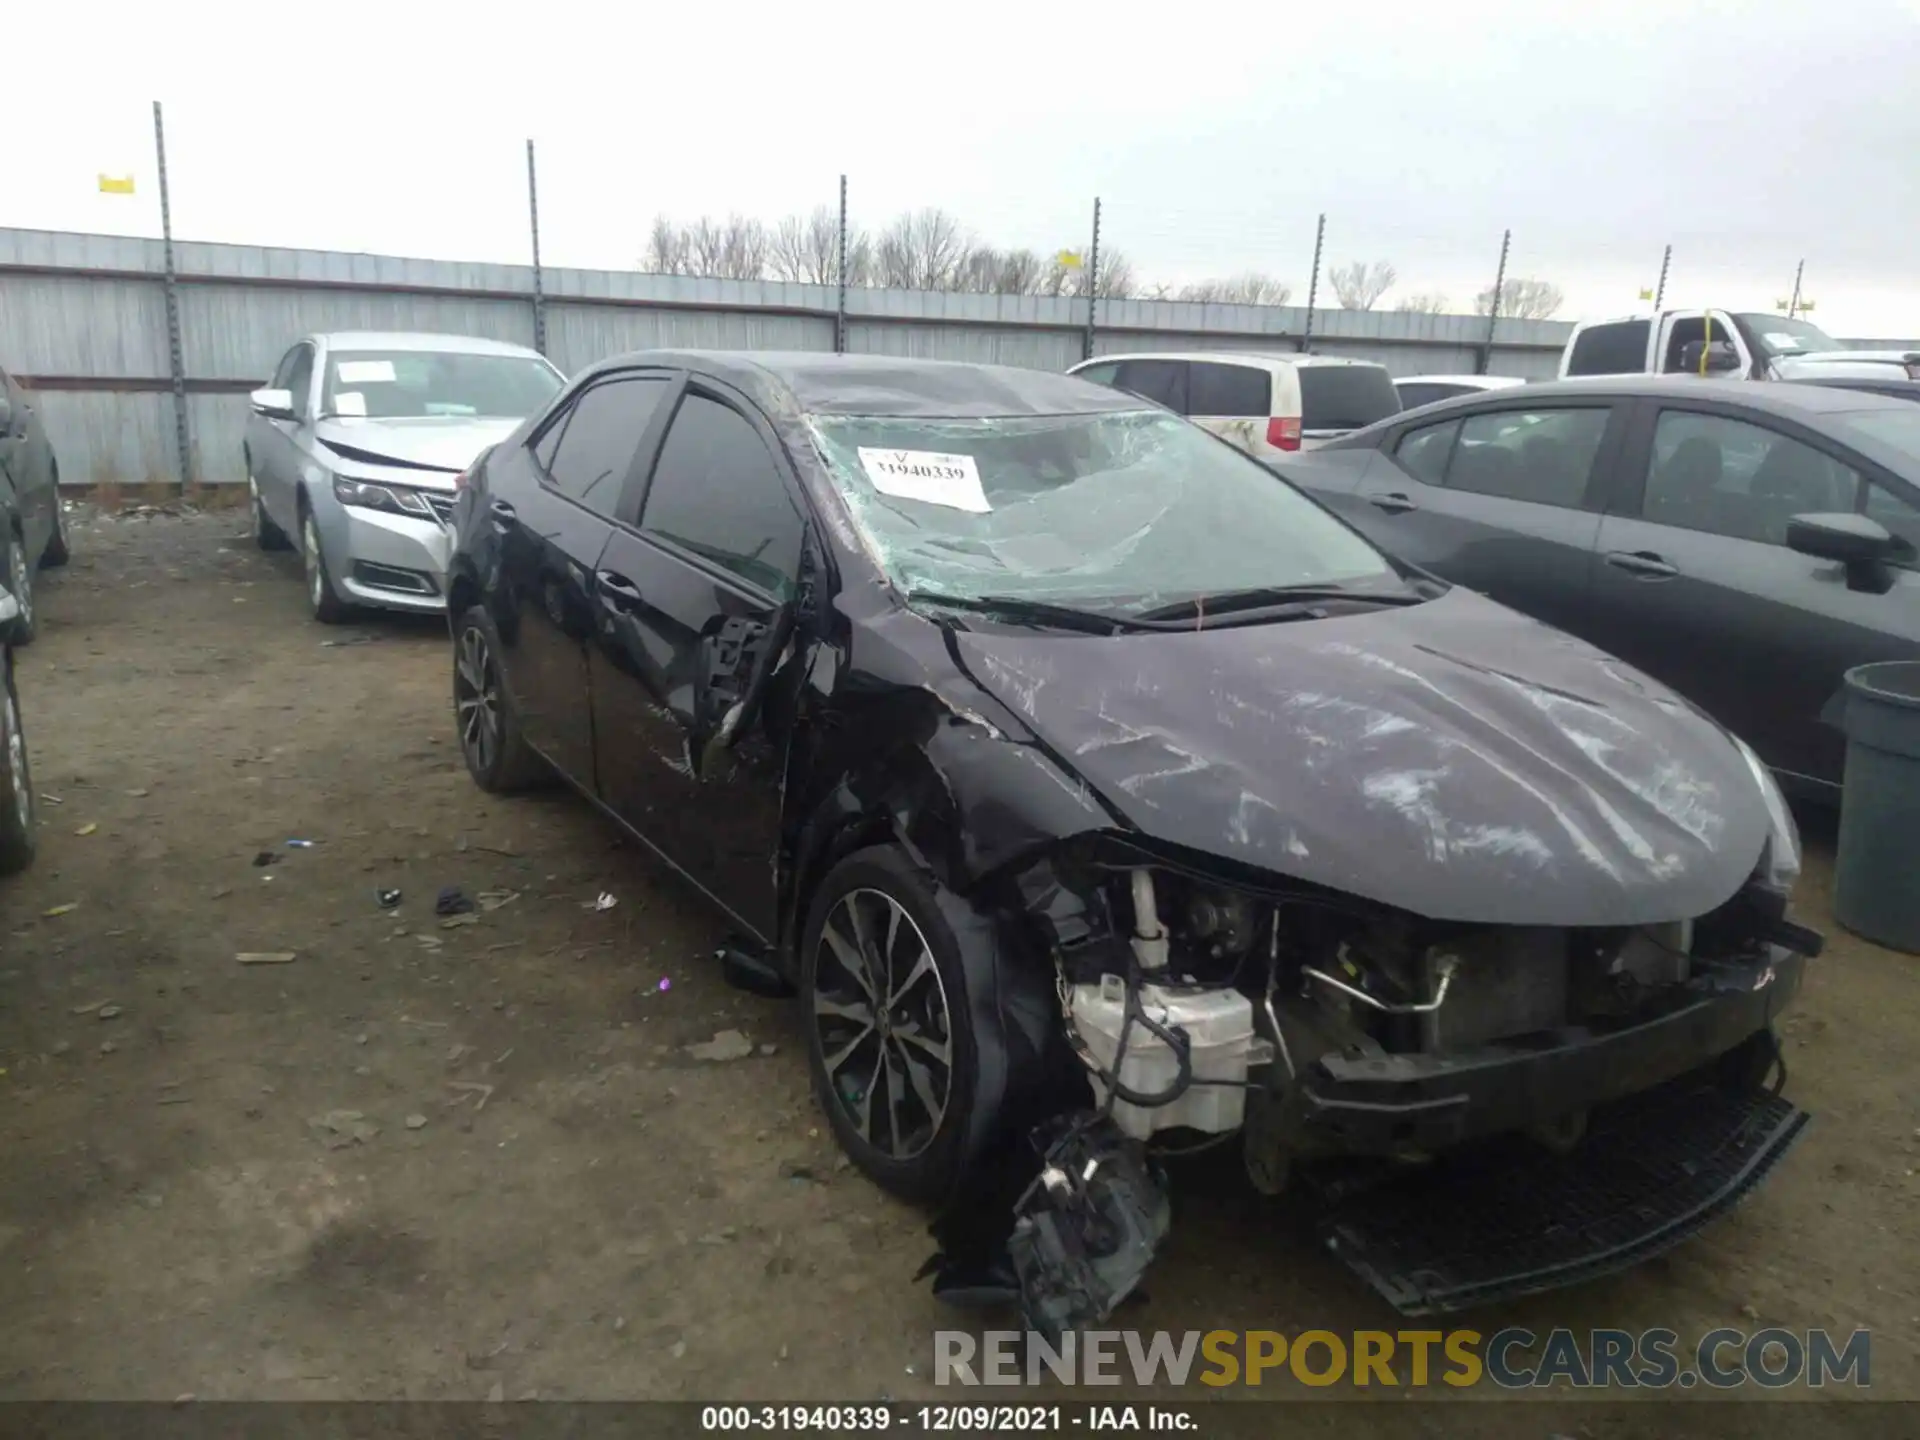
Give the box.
[1055,250,1084,270]
[1637,287,1654,302]
[97,174,136,195]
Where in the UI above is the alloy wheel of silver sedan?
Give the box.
[812,888,955,1161]
[454,626,502,776]
[6,537,32,638]
[5,685,28,835]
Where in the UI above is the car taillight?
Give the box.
[1267,416,1302,451]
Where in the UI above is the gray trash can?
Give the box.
[1833,660,1920,953]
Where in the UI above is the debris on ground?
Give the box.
[477,889,519,912]
[436,887,475,917]
[308,1110,380,1148]
[75,823,98,837]
[448,1081,494,1112]
[39,793,63,806]
[285,839,316,849]
[97,1005,123,1021]
[440,913,483,930]
[779,1160,818,1182]
[686,1030,754,1062]
[587,892,618,912]
[99,1041,116,1055]
[377,888,402,908]
[416,935,445,951]
[42,904,78,918]
[405,1113,429,1131]
[757,1044,778,1057]
[236,952,297,965]
[251,851,277,868]
[70,1001,108,1016]
[670,1342,687,1360]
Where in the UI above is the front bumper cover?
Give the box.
[1294,946,1804,1155]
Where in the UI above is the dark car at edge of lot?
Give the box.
[0,365,72,646]
[440,351,1819,1327]
[1287,376,1920,804]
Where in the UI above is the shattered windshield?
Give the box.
[808,409,1398,614]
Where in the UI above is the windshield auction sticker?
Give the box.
[857,448,991,512]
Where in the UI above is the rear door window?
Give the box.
[1446,407,1612,508]
[539,375,673,516]
[1298,366,1401,432]
[1187,362,1271,417]
[1565,320,1651,376]
[1113,360,1189,413]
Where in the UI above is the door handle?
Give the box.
[595,570,643,610]
[1367,491,1419,514]
[488,499,518,529]
[1604,549,1679,579]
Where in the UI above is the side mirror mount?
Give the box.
[250,387,297,422]
[1678,339,1744,376]
[694,604,797,773]
[1787,512,1905,592]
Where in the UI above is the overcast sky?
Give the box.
[11,0,1920,337]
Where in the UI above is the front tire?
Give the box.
[0,661,37,876]
[39,481,69,568]
[5,532,36,647]
[801,846,977,1202]
[301,507,352,624]
[452,605,545,793]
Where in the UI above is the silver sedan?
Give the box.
[244,332,564,621]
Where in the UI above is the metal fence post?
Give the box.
[1786,259,1806,319]
[152,101,192,493]
[1082,197,1102,362]
[1653,244,1672,310]
[526,140,547,355]
[1477,228,1511,375]
[835,174,849,354]
[1297,213,1325,354]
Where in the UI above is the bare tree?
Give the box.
[1394,292,1450,315]
[1176,272,1292,306]
[1475,277,1564,320]
[768,207,842,284]
[643,214,691,275]
[874,208,971,290]
[1328,260,1397,311]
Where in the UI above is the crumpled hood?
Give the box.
[314,417,522,481]
[952,588,1772,926]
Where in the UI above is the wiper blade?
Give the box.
[1137,584,1424,623]
[907,592,1145,635]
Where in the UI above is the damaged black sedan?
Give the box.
[444,351,1819,1327]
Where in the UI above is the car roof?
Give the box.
[1071,351,1380,371]
[591,350,1144,418]
[1395,374,1526,387]
[310,332,549,358]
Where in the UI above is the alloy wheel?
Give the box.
[454,627,501,775]
[7,538,30,631]
[303,515,325,610]
[4,687,28,835]
[812,888,954,1160]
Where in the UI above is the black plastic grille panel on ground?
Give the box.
[1319,1074,1810,1316]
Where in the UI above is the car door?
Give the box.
[1332,400,1627,636]
[488,369,679,788]
[256,343,316,535]
[1584,400,1920,793]
[590,379,809,942]
[0,370,54,559]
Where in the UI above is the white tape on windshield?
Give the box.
[332,392,367,416]
[337,360,397,384]
[857,447,991,512]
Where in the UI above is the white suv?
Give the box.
[1067,352,1402,456]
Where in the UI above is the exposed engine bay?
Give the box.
[920,844,1822,1330]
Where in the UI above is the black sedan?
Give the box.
[0,365,71,645]
[1289,377,1920,801]
[444,352,1815,1323]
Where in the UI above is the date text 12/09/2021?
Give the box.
[701,1406,1198,1432]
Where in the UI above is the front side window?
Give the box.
[1642,411,1861,545]
[282,347,314,417]
[320,349,563,420]
[1394,419,1460,485]
[540,375,672,514]
[1187,362,1270,417]
[642,395,803,599]
[1444,407,1610,508]
[808,408,1397,615]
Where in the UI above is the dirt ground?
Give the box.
[0,508,1915,1412]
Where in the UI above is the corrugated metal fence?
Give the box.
[0,224,1755,487]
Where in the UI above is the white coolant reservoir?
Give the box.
[1068,975,1269,1141]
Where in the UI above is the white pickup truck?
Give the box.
[1558,309,1920,384]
